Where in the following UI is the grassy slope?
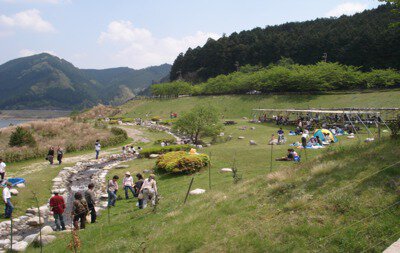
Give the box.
[32,119,399,252]
[120,90,400,119]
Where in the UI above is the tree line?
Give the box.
[152,60,400,97]
[169,4,400,83]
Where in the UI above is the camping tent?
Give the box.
[314,129,338,143]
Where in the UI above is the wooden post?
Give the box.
[184,177,194,204]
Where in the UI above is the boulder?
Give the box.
[6,241,28,252]
[238,136,245,139]
[16,183,25,188]
[41,226,54,235]
[27,217,44,226]
[249,140,257,145]
[100,194,108,200]
[220,168,233,173]
[9,189,19,195]
[189,189,206,195]
[115,165,129,169]
[250,127,256,130]
[0,239,10,247]
[35,235,56,246]
[149,154,159,159]
[52,177,63,183]
[23,234,38,244]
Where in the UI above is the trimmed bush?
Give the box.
[9,127,36,147]
[154,138,176,145]
[140,145,191,158]
[155,151,210,174]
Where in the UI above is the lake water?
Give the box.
[0,119,29,129]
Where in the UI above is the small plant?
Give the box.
[231,158,242,184]
[9,126,36,147]
[388,118,400,139]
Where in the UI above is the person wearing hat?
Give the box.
[140,174,158,209]
[3,182,13,218]
[123,172,135,200]
[49,190,66,231]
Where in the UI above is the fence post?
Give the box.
[270,144,273,172]
[184,177,194,204]
[208,152,212,190]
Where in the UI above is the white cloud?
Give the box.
[326,2,368,17]
[98,20,219,69]
[18,48,55,57]
[0,9,55,33]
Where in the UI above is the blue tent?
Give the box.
[314,129,338,143]
[7,178,25,186]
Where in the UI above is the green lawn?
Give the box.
[119,90,400,119]
[27,118,399,252]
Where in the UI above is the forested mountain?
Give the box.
[0,53,171,109]
[170,4,400,82]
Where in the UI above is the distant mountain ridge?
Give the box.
[0,53,171,109]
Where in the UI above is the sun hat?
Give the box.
[125,171,131,176]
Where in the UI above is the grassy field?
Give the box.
[28,117,400,252]
[119,89,400,119]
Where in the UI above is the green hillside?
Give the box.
[32,120,400,252]
[30,91,400,252]
[119,90,400,119]
[0,53,171,109]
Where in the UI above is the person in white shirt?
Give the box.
[140,174,158,208]
[301,132,309,148]
[0,159,6,183]
[95,140,101,159]
[3,182,13,218]
[123,172,135,199]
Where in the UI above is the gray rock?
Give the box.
[27,217,44,226]
[23,234,38,244]
[220,168,233,173]
[35,235,56,246]
[6,241,28,252]
[0,239,10,247]
[249,140,257,145]
[40,226,53,235]
[149,154,159,159]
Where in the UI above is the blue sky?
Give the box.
[0,0,380,69]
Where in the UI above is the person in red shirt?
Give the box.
[49,190,66,231]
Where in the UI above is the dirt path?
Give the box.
[119,125,150,143]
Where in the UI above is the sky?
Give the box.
[0,0,381,70]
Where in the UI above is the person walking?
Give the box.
[134,173,144,209]
[140,174,158,209]
[56,146,63,165]
[49,190,66,231]
[0,158,6,183]
[47,146,55,165]
[107,175,119,207]
[3,182,13,218]
[71,192,89,230]
[123,172,135,199]
[84,183,97,223]
[95,140,101,159]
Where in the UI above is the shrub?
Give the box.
[155,151,210,174]
[9,127,36,147]
[140,145,191,158]
[110,127,128,139]
[151,116,161,122]
[154,138,176,145]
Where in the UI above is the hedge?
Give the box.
[139,145,191,158]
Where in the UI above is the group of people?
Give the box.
[46,146,64,165]
[49,183,97,231]
[121,145,142,159]
[107,173,158,209]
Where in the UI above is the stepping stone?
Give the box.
[238,136,245,139]
[149,154,159,159]
[249,140,257,145]
[220,168,233,173]
[189,189,206,195]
